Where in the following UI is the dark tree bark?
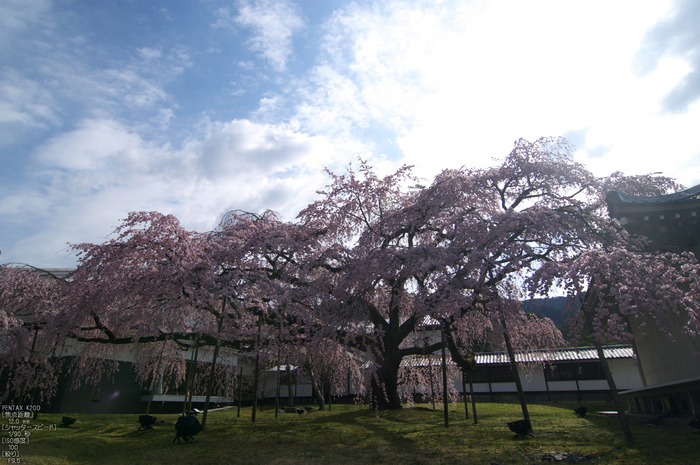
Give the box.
[286,362,294,407]
[275,356,281,418]
[307,364,326,410]
[371,340,403,410]
[501,318,530,424]
[202,300,226,428]
[146,342,166,415]
[182,339,199,416]
[251,313,262,423]
[441,327,449,427]
[236,366,243,418]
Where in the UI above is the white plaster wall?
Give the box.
[520,370,548,391]
[578,380,609,390]
[546,380,578,392]
[260,358,644,399]
[631,313,700,387]
[607,358,643,390]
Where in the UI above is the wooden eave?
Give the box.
[606,187,700,251]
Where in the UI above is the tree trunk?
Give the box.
[442,325,478,423]
[27,328,41,420]
[371,351,403,410]
[369,285,407,410]
[146,341,166,415]
[252,312,262,423]
[595,340,634,442]
[462,372,469,420]
[287,362,294,407]
[201,340,221,428]
[307,364,326,410]
[202,302,226,429]
[237,366,243,418]
[469,374,478,424]
[182,339,199,416]
[441,327,449,428]
[429,364,436,410]
[186,342,199,415]
[501,318,530,424]
[275,358,281,418]
[328,382,332,412]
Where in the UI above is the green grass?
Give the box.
[17,402,700,464]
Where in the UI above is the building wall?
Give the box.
[463,358,642,396]
[520,369,547,391]
[631,313,700,387]
[264,357,645,402]
[55,361,145,414]
[45,348,239,414]
[608,358,645,390]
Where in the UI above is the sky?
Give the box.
[2,0,700,268]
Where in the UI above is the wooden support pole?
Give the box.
[441,327,449,428]
[462,372,469,420]
[583,288,634,444]
[252,312,262,423]
[237,366,243,418]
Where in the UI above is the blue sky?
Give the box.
[2,0,700,267]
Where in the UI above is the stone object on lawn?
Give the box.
[507,419,533,438]
[138,414,157,430]
[173,415,202,443]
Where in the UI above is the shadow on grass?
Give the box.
[303,407,465,463]
[25,404,700,465]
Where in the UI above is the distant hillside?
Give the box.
[521,296,575,329]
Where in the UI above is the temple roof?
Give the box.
[606,183,700,208]
[605,184,700,253]
[401,345,634,367]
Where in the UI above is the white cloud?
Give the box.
[2,7,190,136]
[0,68,56,127]
[0,0,51,53]
[1,117,334,266]
[216,0,306,72]
[188,118,329,179]
[252,96,282,119]
[635,0,700,113]
[138,47,163,60]
[290,0,699,186]
[101,68,171,108]
[5,0,700,269]
[34,119,163,173]
[152,108,175,130]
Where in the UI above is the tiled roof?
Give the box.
[401,345,634,367]
[606,184,700,206]
[40,268,75,279]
